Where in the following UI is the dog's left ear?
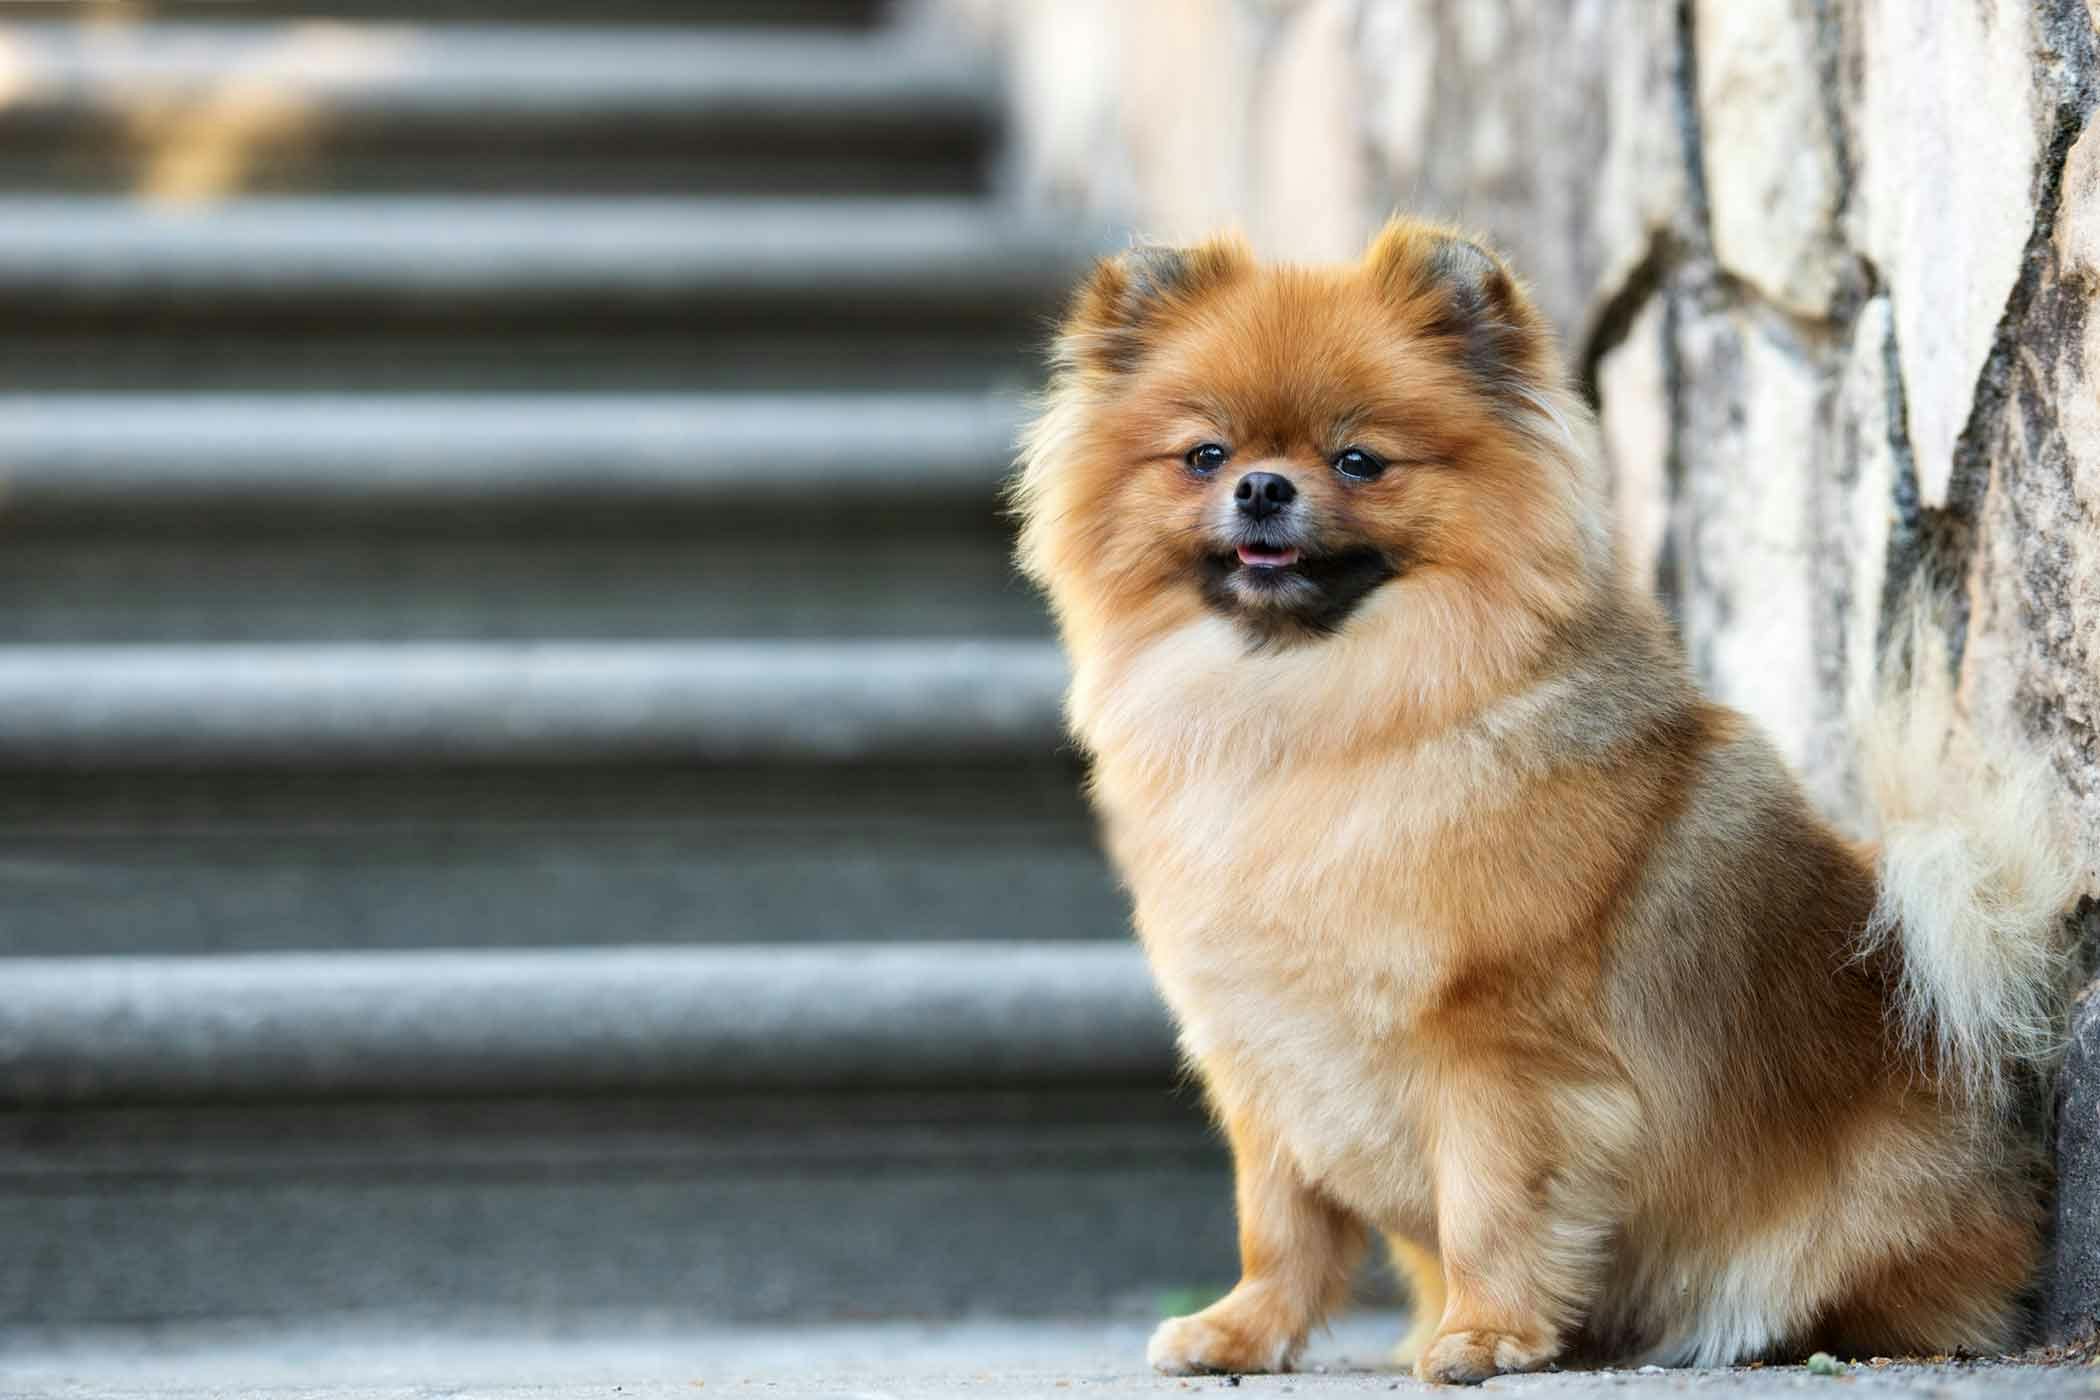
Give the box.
[1363,220,1552,393]
[1058,236,1252,377]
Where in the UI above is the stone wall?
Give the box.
[952,0,2098,846]
[943,0,2100,1341]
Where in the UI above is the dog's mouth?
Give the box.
[1198,539,1400,640]
[1235,542,1301,570]
[1211,543,1379,588]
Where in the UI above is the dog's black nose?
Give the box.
[1234,471,1296,520]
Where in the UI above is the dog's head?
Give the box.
[1015,220,1606,687]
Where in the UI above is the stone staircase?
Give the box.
[0,1,1235,1334]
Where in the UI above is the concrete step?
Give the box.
[0,197,1082,391]
[0,392,1020,522]
[10,25,999,195]
[0,944,1233,1328]
[0,761,1122,956]
[0,643,1114,955]
[0,393,1037,641]
[0,640,1063,769]
[0,943,1169,1103]
[0,196,1087,324]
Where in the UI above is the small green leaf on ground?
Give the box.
[1806,1351,1844,1375]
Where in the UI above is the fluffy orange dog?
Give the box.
[1013,219,2079,1383]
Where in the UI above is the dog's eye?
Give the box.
[1185,443,1229,474]
[1333,447,1385,481]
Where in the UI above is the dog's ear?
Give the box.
[1058,237,1251,376]
[1363,220,1552,393]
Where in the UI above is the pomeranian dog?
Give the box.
[1013,218,2081,1383]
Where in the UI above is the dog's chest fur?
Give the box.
[1074,614,1594,1231]
[1093,733,1512,1232]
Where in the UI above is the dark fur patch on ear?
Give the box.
[1364,221,1552,399]
[1122,245,1195,308]
[1059,239,1247,376]
[1417,236,1539,390]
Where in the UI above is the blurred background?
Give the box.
[3,0,2099,1384]
[0,0,1232,1371]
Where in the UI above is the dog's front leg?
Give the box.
[1415,1092,1608,1385]
[1147,1105,1365,1375]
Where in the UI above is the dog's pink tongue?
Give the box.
[1237,544,1300,568]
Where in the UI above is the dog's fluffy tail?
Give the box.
[1854,594,2082,1107]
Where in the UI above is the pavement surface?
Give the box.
[4,1314,2097,1399]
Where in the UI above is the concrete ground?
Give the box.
[3,1313,2095,1399]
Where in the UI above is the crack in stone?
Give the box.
[1810,0,1856,229]
[1805,0,1877,321]
[1653,282,1689,625]
[1866,286,1936,664]
[1576,228,1678,410]
[1670,0,1714,255]
[1710,267,1853,348]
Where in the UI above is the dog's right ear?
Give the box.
[1057,237,1250,377]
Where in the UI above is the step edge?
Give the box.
[0,639,1070,768]
[3,22,1002,123]
[0,942,1171,1105]
[0,391,1026,509]
[0,198,1100,305]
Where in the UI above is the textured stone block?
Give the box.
[1670,301,1832,781]
[1956,102,2100,888]
[1694,0,1846,318]
[1358,0,1686,346]
[1849,0,2049,506]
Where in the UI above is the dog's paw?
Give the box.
[1415,1328,1555,1386]
[1146,1293,1298,1376]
